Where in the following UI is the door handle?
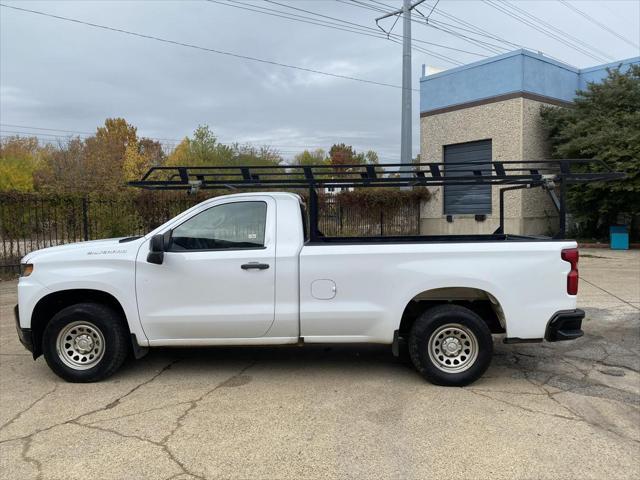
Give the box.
[241,262,270,270]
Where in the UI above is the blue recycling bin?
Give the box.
[610,225,629,250]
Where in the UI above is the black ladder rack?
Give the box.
[129,159,624,240]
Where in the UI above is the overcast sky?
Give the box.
[1,0,639,162]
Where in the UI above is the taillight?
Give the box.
[561,248,579,295]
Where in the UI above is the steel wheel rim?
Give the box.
[56,321,105,370]
[428,323,478,374]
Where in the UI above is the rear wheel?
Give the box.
[42,303,129,383]
[409,304,493,386]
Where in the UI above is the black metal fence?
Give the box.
[318,196,420,237]
[0,192,420,277]
[0,192,201,277]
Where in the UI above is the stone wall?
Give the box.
[520,98,559,235]
[419,96,559,236]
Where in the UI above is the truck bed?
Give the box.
[299,237,577,343]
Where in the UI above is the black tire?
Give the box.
[408,304,493,386]
[42,303,129,383]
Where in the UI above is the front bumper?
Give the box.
[545,309,585,342]
[14,304,34,353]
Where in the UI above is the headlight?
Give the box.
[20,263,34,277]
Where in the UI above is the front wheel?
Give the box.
[42,303,129,382]
[409,304,493,386]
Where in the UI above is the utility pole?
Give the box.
[400,0,412,167]
[376,0,427,167]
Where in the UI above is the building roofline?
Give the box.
[420,49,579,82]
[419,50,639,115]
[420,51,640,82]
[579,56,640,73]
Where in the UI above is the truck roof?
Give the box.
[197,191,302,207]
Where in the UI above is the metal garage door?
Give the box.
[444,140,492,215]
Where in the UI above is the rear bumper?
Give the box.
[545,309,585,342]
[14,304,34,353]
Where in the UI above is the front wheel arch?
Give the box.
[30,289,131,359]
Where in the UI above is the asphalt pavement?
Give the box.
[1,248,638,479]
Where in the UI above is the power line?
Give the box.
[1,124,95,136]
[0,129,181,148]
[502,1,614,61]
[0,123,182,142]
[483,0,609,63]
[217,0,462,65]
[342,0,508,55]
[368,0,592,64]
[415,3,521,50]
[208,0,397,41]
[266,0,384,32]
[494,0,613,62]
[262,0,485,58]
[375,0,510,54]
[0,131,308,154]
[205,0,471,64]
[558,0,639,50]
[397,0,535,55]
[0,124,378,151]
[424,0,439,21]
[0,132,403,160]
[0,131,298,152]
[338,0,387,15]
[426,18,517,51]
[420,10,569,64]
[417,18,506,55]
[261,0,466,63]
[0,2,418,92]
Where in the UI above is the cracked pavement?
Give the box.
[0,248,638,479]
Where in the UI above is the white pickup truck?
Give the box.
[15,191,584,386]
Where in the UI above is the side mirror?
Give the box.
[147,234,165,265]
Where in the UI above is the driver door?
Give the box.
[136,197,276,342]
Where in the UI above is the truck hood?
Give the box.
[22,236,145,263]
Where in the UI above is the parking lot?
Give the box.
[0,248,638,480]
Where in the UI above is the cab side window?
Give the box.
[170,202,267,251]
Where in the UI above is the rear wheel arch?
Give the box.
[30,289,131,358]
[398,287,506,337]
